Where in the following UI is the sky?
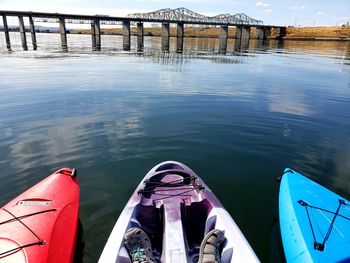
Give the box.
[0,0,349,26]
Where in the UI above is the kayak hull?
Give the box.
[279,168,350,263]
[0,168,80,263]
[99,161,259,263]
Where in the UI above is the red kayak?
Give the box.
[0,168,80,263]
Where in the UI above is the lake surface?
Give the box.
[0,34,349,262]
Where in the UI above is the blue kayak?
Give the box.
[279,168,350,263]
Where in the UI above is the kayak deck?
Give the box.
[99,161,259,263]
[279,168,350,263]
[0,168,79,263]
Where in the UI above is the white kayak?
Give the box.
[99,161,259,263]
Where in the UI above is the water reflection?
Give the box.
[233,38,249,53]
[267,88,313,117]
[1,33,350,62]
[140,50,245,65]
[142,51,190,64]
[176,37,184,53]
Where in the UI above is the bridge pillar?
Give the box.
[242,26,251,39]
[218,25,228,54]
[235,26,242,39]
[176,22,184,53]
[123,20,130,51]
[2,15,11,51]
[161,22,170,51]
[137,22,144,51]
[29,16,37,50]
[235,26,250,39]
[59,18,68,51]
[277,27,287,40]
[91,20,101,51]
[255,26,272,40]
[91,23,96,50]
[18,16,28,51]
[264,27,272,40]
[255,26,264,40]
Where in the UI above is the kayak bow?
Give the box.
[279,168,350,263]
[99,161,259,263]
[0,168,80,263]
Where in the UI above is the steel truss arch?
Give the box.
[127,7,263,25]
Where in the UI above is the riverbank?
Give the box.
[70,26,350,41]
[284,26,350,41]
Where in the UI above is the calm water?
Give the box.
[0,33,350,262]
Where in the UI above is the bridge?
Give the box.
[0,8,286,52]
[127,8,263,25]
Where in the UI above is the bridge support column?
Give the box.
[91,23,96,50]
[2,15,11,51]
[242,26,251,39]
[277,27,287,40]
[255,26,272,40]
[235,26,250,39]
[91,20,101,51]
[123,20,130,51]
[59,18,68,51]
[137,22,144,52]
[235,26,242,39]
[29,16,37,50]
[18,16,28,51]
[255,26,264,40]
[161,22,170,51]
[218,25,228,54]
[176,22,184,53]
[264,27,271,40]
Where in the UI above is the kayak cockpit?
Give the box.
[118,168,217,262]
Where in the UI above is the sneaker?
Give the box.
[198,229,225,263]
[124,227,156,263]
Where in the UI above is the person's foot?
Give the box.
[124,227,156,263]
[198,229,225,263]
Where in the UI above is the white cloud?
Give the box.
[289,6,306,10]
[256,1,268,7]
[265,9,272,13]
[136,0,234,2]
[317,11,324,15]
[268,90,313,117]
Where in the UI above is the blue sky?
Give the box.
[1,0,349,26]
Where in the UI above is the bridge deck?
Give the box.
[0,10,277,27]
